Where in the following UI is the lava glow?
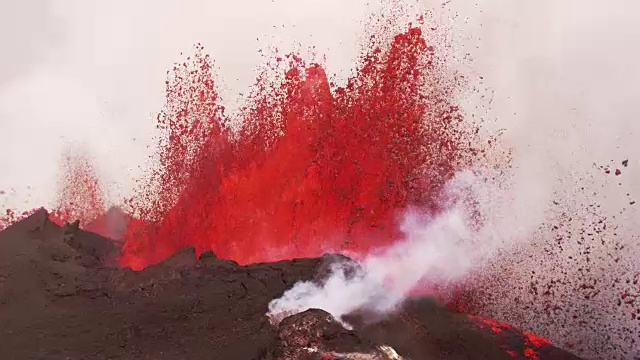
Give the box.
[468,314,552,360]
[118,26,475,270]
[0,25,479,269]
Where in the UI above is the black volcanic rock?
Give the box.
[269,308,395,360]
[0,211,584,360]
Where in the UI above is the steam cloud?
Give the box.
[268,168,547,323]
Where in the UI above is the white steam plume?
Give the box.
[268,168,549,322]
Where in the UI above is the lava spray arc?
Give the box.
[117,26,490,270]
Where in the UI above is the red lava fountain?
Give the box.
[119,26,472,270]
[51,150,107,226]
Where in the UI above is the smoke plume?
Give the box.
[268,167,549,323]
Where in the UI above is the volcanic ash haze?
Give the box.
[1,0,640,359]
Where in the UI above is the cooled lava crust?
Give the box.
[0,209,582,360]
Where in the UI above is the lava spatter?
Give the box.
[0,208,39,231]
[468,314,553,360]
[50,149,107,227]
[0,149,107,232]
[468,171,640,359]
[118,26,475,270]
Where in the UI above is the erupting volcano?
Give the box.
[119,25,475,270]
[0,13,593,360]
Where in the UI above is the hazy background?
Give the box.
[1,0,639,358]
[2,0,638,211]
[0,0,397,209]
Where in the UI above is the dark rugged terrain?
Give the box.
[0,209,583,359]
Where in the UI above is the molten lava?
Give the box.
[118,26,470,270]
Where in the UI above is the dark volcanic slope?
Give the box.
[0,210,583,360]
